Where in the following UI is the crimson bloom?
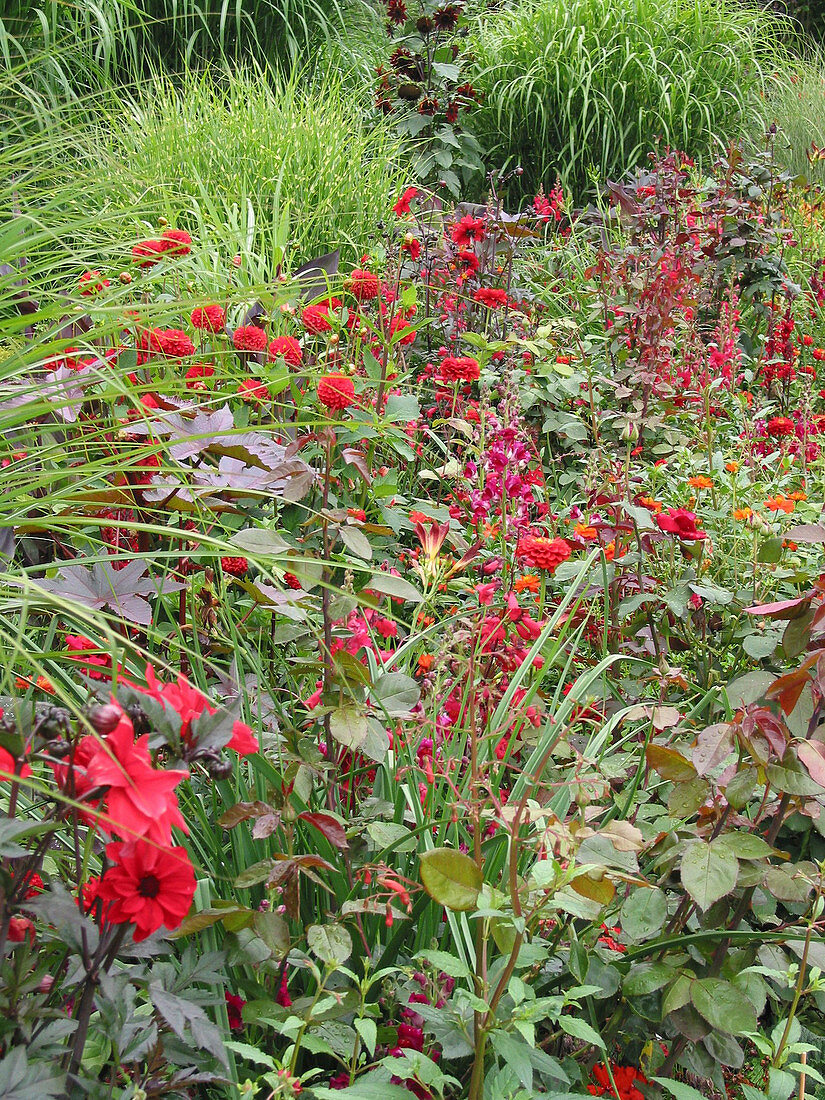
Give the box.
[656,508,707,541]
[440,355,479,382]
[154,329,195,358]
[141,666,259,756]
[449,215,486,247]
[98,839,196,941]
[190,304,226,332]
[318,374,356,410]
[517,535,571,573]
[84,712,189,843]
[131,240,167,267]
[161,228,192,255]
[79,270,110,296]
[232,326,268,353]
[268,335,303,366]
[393,186,418,216]
[473,287,508,309]
[346,269,381,301]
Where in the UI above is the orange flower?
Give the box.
[604,541,616,561]
[764,495,795,514]
[725,461,740,473]
[482,521,501,538]
[687,475,714,489]
[416,653,434,674]
[789,491,807,502]
[514,574,540,594]
[416,613,435,627]
[574,523,598,540]
[733,507,752,521]
[639,496,662,514]
[409,510,434,525]
[783,539,798,551]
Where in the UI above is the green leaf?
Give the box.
[690,978,758,1036]
[419,848,482,911]
[365,573,423,603]
[384,394,420,423]
[340,526,373,560]
[680,838,738,910]
[713,833,773,860]
[234,859,274,888]
[371,672,420,717]
[623,961,674,996]
[253,911,289,953]
[653,1078,709,1100]
[354,1017,378,1057]
[307,924,352,966]
[557,1015,605,1050]
[329,708,369,752]
[416,949,472,979]
[225,1040,276,1068]
[620,888,668,941]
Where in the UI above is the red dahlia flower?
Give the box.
[656,507,707,541]
[766,416,794,437]
[84,712,189,844]
[440,355,479,382]
[268,335,303,366]
[131,240,167,267]
[449,215,486,247]
[473,287,508,309]
[346,268,381,301]
[190,304,226,332]
[517,535,571,573]
[161,228,192,255]
[155,329,195,358]
[142,665,258,756]
[302,298,342,335]
[79,270,110,296]
[232,325,268,353]
[317,374,355,410]
[221,556,248,577]
[98,839,196,941]
[237,378,271,402]
[393,186,418,216]
[184,363,214,388]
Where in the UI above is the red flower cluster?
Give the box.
[588,1063,648,1100]
[131,229,192,267]
[142,665,259,756]
[473,287,508,309]
[97,839,195,942]
[440,355,479,382]
[302,298,342,335]
[346,269,381,301]
[221,556,249,577]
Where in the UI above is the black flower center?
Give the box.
[138,873,160,899]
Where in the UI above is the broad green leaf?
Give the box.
[623,961,674,996]
[620,888,668,941]
[329,708,368,751]
[654,1078,709,1100]
[680,838,738,910]
[371,672,420,716]
[307,924,352,966]
[419,848,482,911]
[690,978,758,1036]
[557,1015,605,1049]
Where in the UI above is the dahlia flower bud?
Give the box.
[86,703,122,735]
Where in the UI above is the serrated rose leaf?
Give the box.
[419,847,482,911]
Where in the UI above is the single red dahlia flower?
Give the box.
[79,270,110,296]
[346,269,381,301]
[221,556,248,577]
[131,240,167,267]
[317,374,355,410]
[393,186,418,216]
[98,839,196,941]
[440,355,479,382]
[161,228,192,255]
[517,535,571,573]
[190,304,226,332]
[232,325,268,353]
[268,335,303,366]
[155,328,195,358]
[473,287,508,309]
